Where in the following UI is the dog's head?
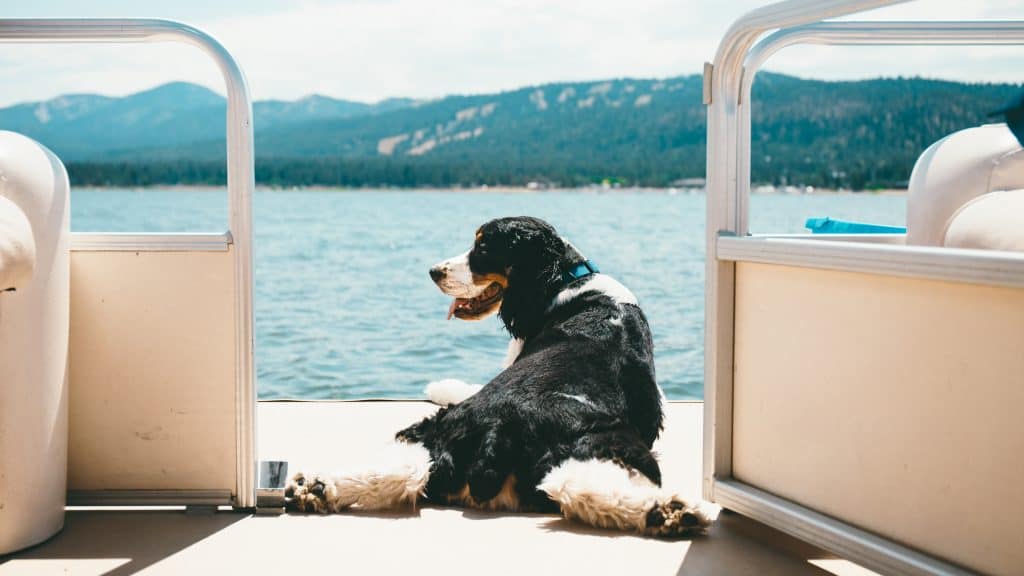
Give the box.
[430,216,580,339]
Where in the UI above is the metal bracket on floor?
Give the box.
[255,460,289,515]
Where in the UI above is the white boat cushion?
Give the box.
[943,189,1024,252]
[0,194,35,292]
[907,123,1024,246]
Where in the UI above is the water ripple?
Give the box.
[71,188,906,400]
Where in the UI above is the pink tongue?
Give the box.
[447,299,459,320]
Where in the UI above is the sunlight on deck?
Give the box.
[1,402,876,575]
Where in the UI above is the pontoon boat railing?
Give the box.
[704,2,1024,574]
[739,22,1024,226]
[0,19,256,508]
[704,2,908,508]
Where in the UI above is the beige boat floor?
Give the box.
[2,401,876,575]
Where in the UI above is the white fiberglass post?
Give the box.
[0,19,257,508]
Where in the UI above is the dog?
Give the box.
[285,216,710,537]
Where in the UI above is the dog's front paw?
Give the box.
[396,419,430,443]
[284,471,335,514]
[643,497,711,538]
[425,379,482,406]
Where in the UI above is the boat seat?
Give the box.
[0,131,70,555]
[944,188,1024,251]
[907,123,1024,251]
[0,194,35,291]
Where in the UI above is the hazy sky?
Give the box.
[1,0,1023,107]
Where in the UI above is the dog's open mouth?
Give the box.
[447,282,504,320]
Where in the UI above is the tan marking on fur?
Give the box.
[445,475,520,511]
[472,272,508,289]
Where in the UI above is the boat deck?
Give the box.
[2,401,875,575]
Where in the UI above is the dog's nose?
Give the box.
[429,266,445,282]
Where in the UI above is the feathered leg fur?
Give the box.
[538,458,711,537]
[285,442,431,513]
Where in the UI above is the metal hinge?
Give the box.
[255,460,289,515]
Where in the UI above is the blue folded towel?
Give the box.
[804,217,906,234]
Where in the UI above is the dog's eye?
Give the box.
[476,242,488,252]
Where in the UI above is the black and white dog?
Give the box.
[285,216,710,537]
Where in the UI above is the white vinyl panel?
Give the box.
[68,250,236,494]
[732,262,1024,575]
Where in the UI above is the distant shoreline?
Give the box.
[75,184,908,195]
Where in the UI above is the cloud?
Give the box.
[764,0,1024,82]
[0,0,1021,107]
[207,0,728,103]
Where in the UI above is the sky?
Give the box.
[1,0,1023,107]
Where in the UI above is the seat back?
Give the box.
[907,123,1024,249]
[0,131,70,555]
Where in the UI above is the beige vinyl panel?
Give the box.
[732,262,1024,576]
[68,249,236,493]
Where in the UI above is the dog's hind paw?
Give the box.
[643,497,711,538]
[284,471,335,514]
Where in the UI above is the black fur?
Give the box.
[399,216,663,511]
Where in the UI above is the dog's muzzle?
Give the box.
[429,259,504,321]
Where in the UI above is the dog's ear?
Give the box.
[506,226,543,257]
[506,250,561,292]
[500,224,566,340]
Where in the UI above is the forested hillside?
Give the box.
[4,74,1019,189]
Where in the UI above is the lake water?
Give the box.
[70,188,906,400]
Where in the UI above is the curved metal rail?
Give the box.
[0,19,256,508]
[737,22,1024,220]
[703,2,1024,574]
[703,3,909,506]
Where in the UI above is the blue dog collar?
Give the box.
[561,260,600,284]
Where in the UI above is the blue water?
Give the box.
[70,188,906,400]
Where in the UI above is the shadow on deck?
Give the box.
[1,401,874,575]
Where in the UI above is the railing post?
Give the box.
[0,19,257,508]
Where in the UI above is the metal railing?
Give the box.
[703,2,1024,574]
[0,19,257,508]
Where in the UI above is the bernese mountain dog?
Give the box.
[285,216,710,537]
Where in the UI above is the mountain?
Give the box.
[3,75,1021,189]
[244,74,1016,189]
[0,82,415,160]
[0,94,115,132]
[0,83,225,159]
